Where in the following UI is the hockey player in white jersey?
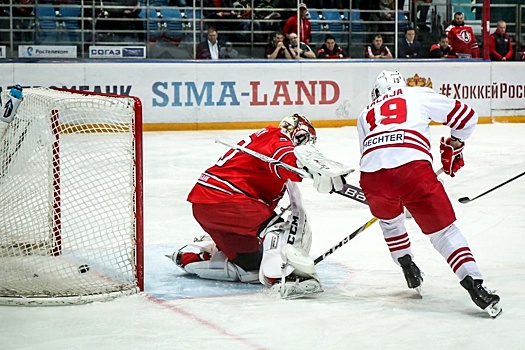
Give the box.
[357,70,501,317]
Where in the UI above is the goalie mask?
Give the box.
[279,114,317,146]
[371,70,406,101]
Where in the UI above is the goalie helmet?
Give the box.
[279,114,317,146]
[370,70,406,101]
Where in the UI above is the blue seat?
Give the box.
[60,5,81,43]
[308,10,324,44]
[163,8,184,32]
[397,10,409,33]
[185,8,201,31]
[322,9,344,43]
[144,7,184,42]
[36,5,60,44]
[346,9,365,44]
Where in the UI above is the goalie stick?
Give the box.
[215,139,369,205]
[458,170,525,204]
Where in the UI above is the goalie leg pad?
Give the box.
[185,251,259,283]
[259,181,321,297]
[283,181,312,252]
[258,222,320,288]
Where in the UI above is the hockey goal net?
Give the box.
[0,87,143,306]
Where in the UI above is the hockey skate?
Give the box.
[271,275,323,300]
[460,276,502,318]
[398,254,423,295]
[166,244,211,270]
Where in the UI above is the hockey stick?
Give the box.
[313,216,378,265]
[215,139,369,205]
[458,170,525,204]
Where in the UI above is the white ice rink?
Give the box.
[2,123,524,350]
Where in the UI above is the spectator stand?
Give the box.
[35,4,61,45]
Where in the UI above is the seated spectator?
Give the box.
[274,0,297,24]
[11,0,35,42]
[282,3,311,45]
[287,33,316,59]
[489,20,513,61]
[220,41,239,58]
[429,34,458,58]
[196,27,223,59]
[365,34,393,59]
[317,34,348,59]
[202,0,237,41]
[255,0,281,32]
[265,31,293,59]
[360,0,380,42]
[121,0,144,41]
[232,0,261,42]
[94,0,144,42]
[398,27,423,58]
[412,0,431,32]
[379,0,395,32]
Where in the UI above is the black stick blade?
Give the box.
[458,197,471,204]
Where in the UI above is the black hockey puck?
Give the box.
[78,264,90,273]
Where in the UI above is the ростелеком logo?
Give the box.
[27,47,34,56]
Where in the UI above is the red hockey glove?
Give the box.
[440,137,465,177]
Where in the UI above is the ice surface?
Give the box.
[1,124,524,350]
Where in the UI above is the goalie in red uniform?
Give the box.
[167,114,351,299]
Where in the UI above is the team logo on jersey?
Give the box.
[458,29,472,43]
[406,74,432,88]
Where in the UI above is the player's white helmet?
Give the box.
[371,70,406,101]
[279,114,317,146]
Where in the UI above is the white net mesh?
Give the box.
[0,87,142,306]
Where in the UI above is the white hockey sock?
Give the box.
[428,224,482,280]
[379,213,414,264]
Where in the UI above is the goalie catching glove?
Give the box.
[294,144,354,193]
[440,137,465,177]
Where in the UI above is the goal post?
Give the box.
[0,87,144,306]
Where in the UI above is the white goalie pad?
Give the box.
[259,181,318,286]
[294,144,354,177]
[166,239,258,283]
[184,251,259,283]
[283,181,312,251]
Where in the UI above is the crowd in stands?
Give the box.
[0,0,523,60]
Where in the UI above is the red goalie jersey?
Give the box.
[187,126,302,209]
